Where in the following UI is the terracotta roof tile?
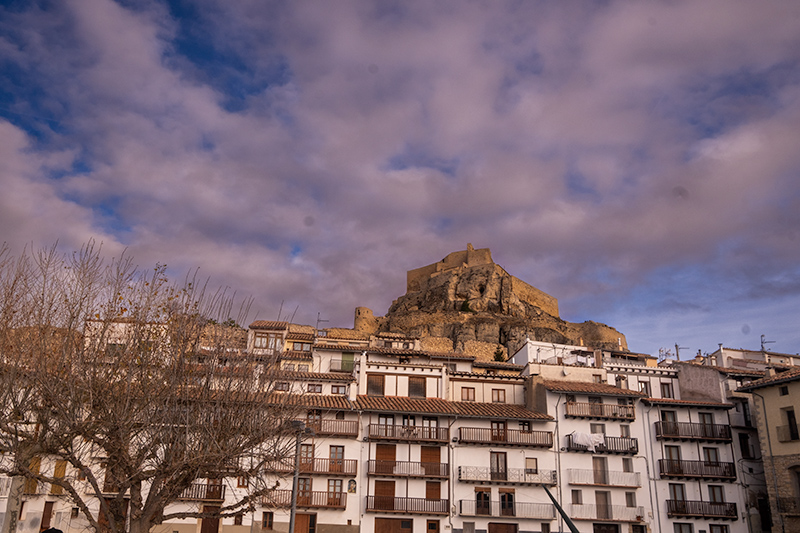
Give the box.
[315,344,365,352]
[249,320,289,330]
[737,368,800,391]
[354,395,551,420]
[280,350,313,360]
[286,332,314,341]
[369,347,475,360]
[541,379,645,397]
[642,397,734,409]
[276,393,355,410]
[706,365,766,377]
[473,361,524,370]
[268,371,355,382]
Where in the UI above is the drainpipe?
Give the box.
[447,415,458,533]
[752,390,784,533]
[644,404,663,530]
[553,394,564,533]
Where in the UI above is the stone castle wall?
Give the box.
[509,275,559,317]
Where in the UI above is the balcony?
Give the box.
[666,499,738,519]
[565,402,635,421]
[658,460,736,481]
[262,490,346,509]
[330,359,355,372]
[655,421,732,442]
[565,434,638,455]
[367,424,449,444]
[568,504,644,522]
[458,427,553,447]
[777,425,800,443]
[266,458,357,476]
[366,496,449,515]
[302,419,359,437]
[368,460,449,478]
[567,469,641,487]
[459,500,556,519]
[458,466,557,486]
[178,483,225,501]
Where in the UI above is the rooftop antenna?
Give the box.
[761,334,775,353]
[316,312,329,332]
[674,344,689,362]
[277,300,284,321]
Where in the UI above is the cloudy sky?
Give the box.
[2,0,800,357]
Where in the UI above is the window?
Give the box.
[739,433,754,459]
[639,381,651,396]
[262,512,273,530]
[703,447,720,464]
[475,489,490,515]
[620,424,630,437]
[780,385,789,396]
[298,364,309,372]
[307,409,322,422]
[661,382,674,399]
[491,389,506,403]
[519,421,531,432]
[330,445,344,464]
[328,479,343,494]
[661,410,677,422]
[665,445,681,461]
[541,525,550,533]
[402,414,416,426]
[622,458,633,473]
[234,514,243,526]
[307,383,322,393]
[669,483,686,501]
[593,374,603,383]
[331,384,347,395]
[335,411,345,420]
[571,489,582,504]
[491,421,507,441]
[490,452,507,481]
[425,481,441,501]
[237,475,248,488]
[673,524,693,533]
[300,444,314,467]
[699,412,713,425]
[590,423,606,434]
[461,387,475,401]
[525,458,538,474]
[283,363,295,371]
[367,374,385,396]
[499,490,515,516]
[625,491,637,508]
[409,377,426,398]
[254,332,282,351]
[275,382,289,392]
[293,342,311,352]
[710,526,729,533]
[708,485,724,503]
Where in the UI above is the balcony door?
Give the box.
[300,443,314,472]
[330,445,344,473]
[476,489,490,515]
[375,480,395,510]
[421,446,440,476]
[200,506,220,533]
[422,417,438,440]
[376,444,396,474]
[491,421,507,442]
[595,491,611,519]
[592,456,608,485]
[490,452,507,481]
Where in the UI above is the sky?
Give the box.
[1,0,800,358]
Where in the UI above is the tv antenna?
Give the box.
[316,312,329,332]
[674,344,689,362]
[761,334,775,352]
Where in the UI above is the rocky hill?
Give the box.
[353,245,628,360]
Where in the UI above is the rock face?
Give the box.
[355,245,628,358]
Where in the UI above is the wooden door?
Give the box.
[421,446,440,476]
[374,480,395,510]
[375,518,412,533]
[595,491,611,520]
[40,501,53,532]
[376,444,396,474]
[200,506,220,533]
[293,513,315,533]
[426,520,440,533]
[425,481,440,501]
[487,524,517,533]
[592,456,608,485]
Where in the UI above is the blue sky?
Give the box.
[2,0,800,356]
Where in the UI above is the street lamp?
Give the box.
[288,420,315,533]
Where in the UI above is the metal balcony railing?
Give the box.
[458,466,557,485]
[266,458,357,476]
[777,425,800,442]
[565,434,638,454]
[367,460,449,478]
[367,424,449,443]
[330,359,355,372]
[459,500,556,519]
[658,460,736,481]
[568,504,644,522]
[567,469,641,487]
[458,427,553,447]
[178,483,225,501]
[565,402,635,420]
[261,490,346,509]
[366,496,449,515]
[655,421,732,441]
[666,499,738,519]
[301,419,359,437]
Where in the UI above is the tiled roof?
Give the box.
[369,347,475,360]
[473,361,524,370]
[315,344,365,352]
[249,320,289,330]
[268,371,354,382]
[643,397,734,409]
[276,393,355,410]
[707,365,766,377]
[280,350,313,360]
[286,332,314,341]
[450,372,525,381]
[540,379,645,397]
[322,328,370,340]
[737,368,800,391]
[355,395,551,420]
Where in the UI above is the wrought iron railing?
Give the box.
[368,460,448,478]
[567,469,641,487]
[666,499,737,518]
[367,424,449,442]
[179,483,225,501]
[658,459,736,480]
[365,496,449,514]
[655,421,732,441]
[564,434,638,454]
[261,490,346,509]
[458,466,557,485]
[459,500,556,519]
[568,504,644,522]
[458,427,553,447]
[565,402,635,420]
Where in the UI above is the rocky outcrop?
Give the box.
[360,245,627,358]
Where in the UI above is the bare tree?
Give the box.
[0,242,298,533]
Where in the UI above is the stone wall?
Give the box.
[508,275,559,317]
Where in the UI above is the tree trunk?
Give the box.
[0,477,24,533]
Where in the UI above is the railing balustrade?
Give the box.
[565,402,635,420]
[301,419,359,437]
[458,466,557,485]
[261,490,346,509]
[655,421,732,441]
[568,504,644,522]
[666,499,737,518]
[567,469,641,487]
[368,460,448,477]
[179,483,225,501]
[265,458,358,476]
[365,496,449,514]
[330,359,355,372]
[658,459,736,480]
[565,434,638,454]
[459,500,555,519]
[458,427,553,447]
[367,424,449,442]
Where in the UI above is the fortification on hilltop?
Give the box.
[355,244,628,359]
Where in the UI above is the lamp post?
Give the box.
[288,420,315,533]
